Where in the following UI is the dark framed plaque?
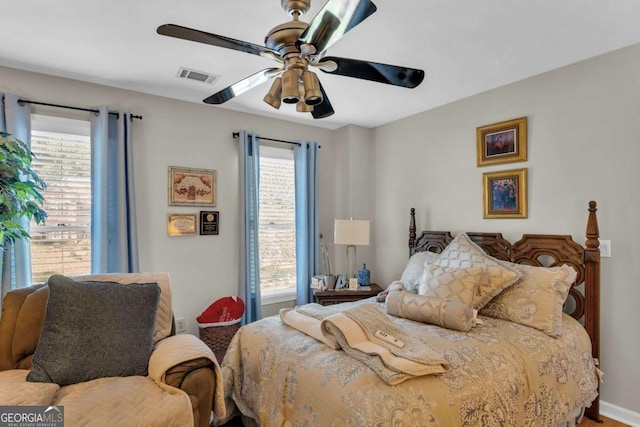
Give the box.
[199,211,219,235]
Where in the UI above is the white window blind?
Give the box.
[259,148,296,296]
[29,117,91,284]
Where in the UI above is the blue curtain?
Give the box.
[1,93,34,304]
[0,93,32,307]
[294,141,320,305]
[239,131,262,324]
[90,107,139,273]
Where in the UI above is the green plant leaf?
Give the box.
[0,133,48,244]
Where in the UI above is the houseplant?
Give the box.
[0,132,47,246]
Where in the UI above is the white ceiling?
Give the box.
[2,1,640,130]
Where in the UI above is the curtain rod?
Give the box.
[232,131,321,148]
[232,131,300,146]
[16,99,143,120]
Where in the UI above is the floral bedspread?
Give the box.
[215,301,598,427]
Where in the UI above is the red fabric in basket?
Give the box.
[197,296,245,324]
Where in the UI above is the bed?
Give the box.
[214,201,602,427]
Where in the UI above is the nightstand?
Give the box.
[314,284,382,306]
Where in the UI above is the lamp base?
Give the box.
[346,245,356,279]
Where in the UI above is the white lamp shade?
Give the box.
[334,219,370,246]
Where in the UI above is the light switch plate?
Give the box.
[176,317,186,333]
[599,240,611,258]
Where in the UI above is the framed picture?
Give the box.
[167,213,197,236]
[483,168,528,219]
[199,211,219,235]
[168,166,216,206]
[476,117,527,167]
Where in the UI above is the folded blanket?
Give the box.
[280,306,339,350]
[282,303,448,385]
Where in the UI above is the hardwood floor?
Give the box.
[580,415,630,427]
[219,415,627,427]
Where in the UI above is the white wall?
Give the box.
[372,43,640,414]
[330,125,376,281]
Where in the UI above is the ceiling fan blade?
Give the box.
[157,24,278,57]
[311,82,334,119]
[319,56,425,88]
[298,0,377,55]
[203,68,279,104]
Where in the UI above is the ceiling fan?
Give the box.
[157,0,425,119]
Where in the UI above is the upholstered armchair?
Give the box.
[0,273,224,427]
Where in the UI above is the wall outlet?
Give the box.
[175,317,186,333]
[599,240,611,258]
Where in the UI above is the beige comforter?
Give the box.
[216,300,599,427]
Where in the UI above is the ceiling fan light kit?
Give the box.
[297,98,315,112]
[263,77,283,109]
[157,0,425,119]
[302,71,323,105]
[282,68,303,104]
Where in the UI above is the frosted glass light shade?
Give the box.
[334,220,370,246]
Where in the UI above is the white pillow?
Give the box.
[400,251,439,293]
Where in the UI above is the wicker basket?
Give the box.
[198,322,241,364]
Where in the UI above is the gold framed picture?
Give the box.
[476,117,527,167]
[168,166,216,206]
[167,213,197,236]
[483,168,528,219]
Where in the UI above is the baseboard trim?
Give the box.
[601,400,640,426]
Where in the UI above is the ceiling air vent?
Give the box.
[176,67,219,84]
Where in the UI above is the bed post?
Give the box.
[409,208,417,255]
[584,201,601,422]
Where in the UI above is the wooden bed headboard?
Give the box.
[407,201,601,421]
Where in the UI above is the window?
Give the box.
[259,146,296,303]
[29,115,92,283]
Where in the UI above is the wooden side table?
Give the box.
[314,284,382,306]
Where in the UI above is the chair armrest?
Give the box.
[165,360,217,427]
[148,334,225,427]
[164,357,215,383]
[149,334,217,382]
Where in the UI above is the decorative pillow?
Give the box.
[74,272,173,343]
[432,233,520,309]
[386,290,475,332]
[399,251,439,293]
[418,264,484,307]
[480,263,577,337]
[27,275,161,386]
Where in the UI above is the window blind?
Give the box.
[29,130,92,283]
[259,155,296,293]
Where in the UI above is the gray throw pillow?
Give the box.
[27,275,161,386]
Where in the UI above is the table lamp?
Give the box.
[334,219,370,280]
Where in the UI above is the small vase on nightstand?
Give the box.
[358,263,370,286]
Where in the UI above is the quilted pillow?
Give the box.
[386,290,475,332]
[399,251,439,293]
[480,263,577,337]
[431,233,520,309]
[74,272,173,343]
[418,264,484,307]
[27,275,161,386]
